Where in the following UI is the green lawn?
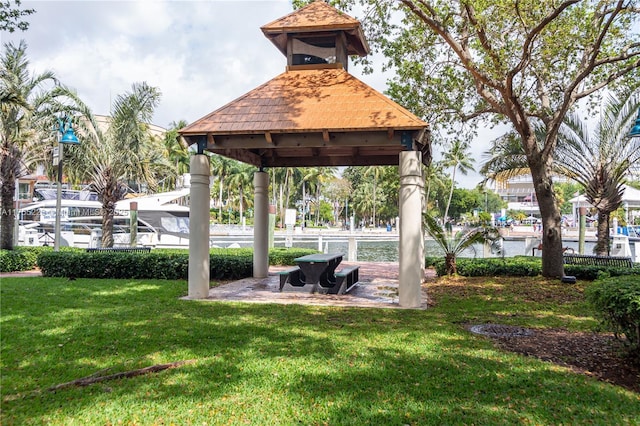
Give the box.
[1,276,638,425]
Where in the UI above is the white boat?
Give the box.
[17,188,191,249]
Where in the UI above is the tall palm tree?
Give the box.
[68,82,162,247]
[210,154,235,221]
[162,119,190,190]
[442,139,474,224]
[1,41,88,249]
[556,91,640,255]
[423,161,446,214]
[227,162,256,225]
[363,166,383,227]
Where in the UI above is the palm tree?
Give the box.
[424,214,500,275]
[423,161,446,214]
[363,166,383,227]
[442,139,474,224]
[227,162,256,225]
[162,119,190,190]
[68,82,162,247]
[555,91,640,255]
[210,154,235,221]
[1,41,88,249]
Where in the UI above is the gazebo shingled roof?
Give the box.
[260,0,370,57]
[179,0,429,168]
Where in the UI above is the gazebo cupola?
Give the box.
[261,0,369,71]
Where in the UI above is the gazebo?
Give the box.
[179,1,430,308]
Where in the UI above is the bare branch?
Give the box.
[576,58,640,100]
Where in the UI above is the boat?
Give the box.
[17,188,191,249]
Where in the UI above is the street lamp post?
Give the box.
[53,117,80,251]
[628,109,640,137]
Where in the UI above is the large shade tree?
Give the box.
[300,0,640,277]
[0,41,87,249]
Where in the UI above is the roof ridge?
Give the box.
[261,0,359,32]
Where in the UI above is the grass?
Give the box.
[1,275,638,425]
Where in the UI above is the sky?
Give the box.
[1,0,496,188]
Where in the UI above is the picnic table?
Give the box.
[279,253,360,294]
[294,253,343,291]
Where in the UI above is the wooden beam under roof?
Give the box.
[183,130,416,150]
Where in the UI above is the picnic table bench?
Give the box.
[279,253,359,295]
[86,247,151,254]
[563,253,633,268]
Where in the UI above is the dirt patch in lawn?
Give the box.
[428,275,639,393]
[476,325,638,393]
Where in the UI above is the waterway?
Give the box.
[209,231,630,262]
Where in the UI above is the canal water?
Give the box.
[210,234,609,262]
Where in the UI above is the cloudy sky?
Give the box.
[2,0,491,188]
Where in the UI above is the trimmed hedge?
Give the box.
[0,246,52,272]
[269,247,318,265]
[36,247,319,280]
[429,255,640,279]
[586,276,640,356]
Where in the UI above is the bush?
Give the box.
[0,246,51,272]
[586,276,640,357]
[431,256,542,277]
[36,247,320,280]
[429,255,640,279]
[269,247,318,265]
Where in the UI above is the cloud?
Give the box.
[1,0,496,188]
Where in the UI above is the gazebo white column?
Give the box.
[253,171,269,278]
[399,151,424,308]
[188,154,211,298]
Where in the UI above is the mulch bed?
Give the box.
[473,325,639,393]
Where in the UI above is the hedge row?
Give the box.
[0,246,52,272]
[35,247,318,280]
[586,276,640,356]
[430,256,640,280]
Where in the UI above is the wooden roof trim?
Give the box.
[182,126,426,138]
[286,63,342,71]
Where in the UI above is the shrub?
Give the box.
[429,255,640,279]
[0,246,51,272]
[36,247,319,280]
[269,247,318,265]
[586,276,640,357]
[431,256,542,277]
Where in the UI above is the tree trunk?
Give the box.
[0,165,16,250]
[443,166,457,225]
[101,180,117,248]
[528,152,565,278]
[101,199,115,248]
[445,253,457,275]
[595,211,610,256]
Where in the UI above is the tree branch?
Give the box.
[510,0,580,78]
[47,360,196,391]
